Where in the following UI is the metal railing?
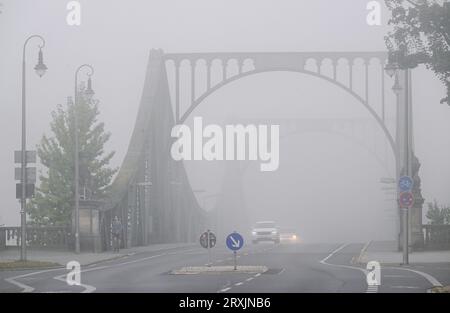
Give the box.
[0,226,71,250]
[423,224,450,250]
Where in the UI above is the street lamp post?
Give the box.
[20,35,47,261]
[74,64,94,254]
[385,57,410,265]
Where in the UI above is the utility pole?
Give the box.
[20,35,47,261]
[73,64,95,254]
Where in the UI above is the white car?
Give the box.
[251,221,280,244]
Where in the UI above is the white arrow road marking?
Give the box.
[230,236,240,248]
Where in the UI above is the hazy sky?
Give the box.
[0,1,449,242]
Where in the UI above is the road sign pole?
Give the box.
[207,229,211,267]
[398,179,414,265]
[403,208,409,264]
[226,232,244,269]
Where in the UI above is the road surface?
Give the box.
[0,243,448,293]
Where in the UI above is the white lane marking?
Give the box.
[52,265,110,293]
[384,266,443,287]
[319,244,350,264]
[111,253,167,267]
[40,290,72,293]
[390,286,420,289]
[383,275,410,278]
[5,268,64,293]
[6,252,169,293]
[356,241,371,263]
[366,285,378,293]
[214,245,275,293]
[319,243,373,293]
[322,243,443,293]
[52,253,169,293]
[53,275,96,293]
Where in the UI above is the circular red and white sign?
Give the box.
[399,191,414,208]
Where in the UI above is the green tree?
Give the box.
[29,90,117,226]
[426,200,450,224]
[384,0,450,105]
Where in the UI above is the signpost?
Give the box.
[226,232,244,270]
[398,176,414,265]
[14,150,37,261]
[200,230,216,266]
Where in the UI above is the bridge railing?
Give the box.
[422,224,450,250]
[0,226,71,250]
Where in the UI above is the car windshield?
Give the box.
[255,222,276,228]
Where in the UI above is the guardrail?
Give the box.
[423,224,450,250]
[0,226,71,250]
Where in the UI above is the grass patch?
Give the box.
[430,286,450,293]
[0,260,61,270]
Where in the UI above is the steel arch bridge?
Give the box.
[101,49,424,249]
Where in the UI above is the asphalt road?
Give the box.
[0,242,448,293]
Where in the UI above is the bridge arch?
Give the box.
[176,67,398,164]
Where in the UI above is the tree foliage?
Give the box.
[426,200,450,224]
[385,0,450,105]
[28,90,117,226]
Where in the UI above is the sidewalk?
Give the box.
[0,243,196,268]
[358,241,450,265]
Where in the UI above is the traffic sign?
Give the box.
[399,191,414,208]
[199,230,216,249]
[226,232,244,251]
[14,150,36,164]
[15,183,35,199]
[398,176,413,192]
[14,167,36,183]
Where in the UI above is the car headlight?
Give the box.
[292,235,297,239]
[271,230,277,234]
[252,231,257,235]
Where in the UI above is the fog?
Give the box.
[1,0,449,244]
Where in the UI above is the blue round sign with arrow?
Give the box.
[226,232,244,251]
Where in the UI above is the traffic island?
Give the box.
[170,265,268,275]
